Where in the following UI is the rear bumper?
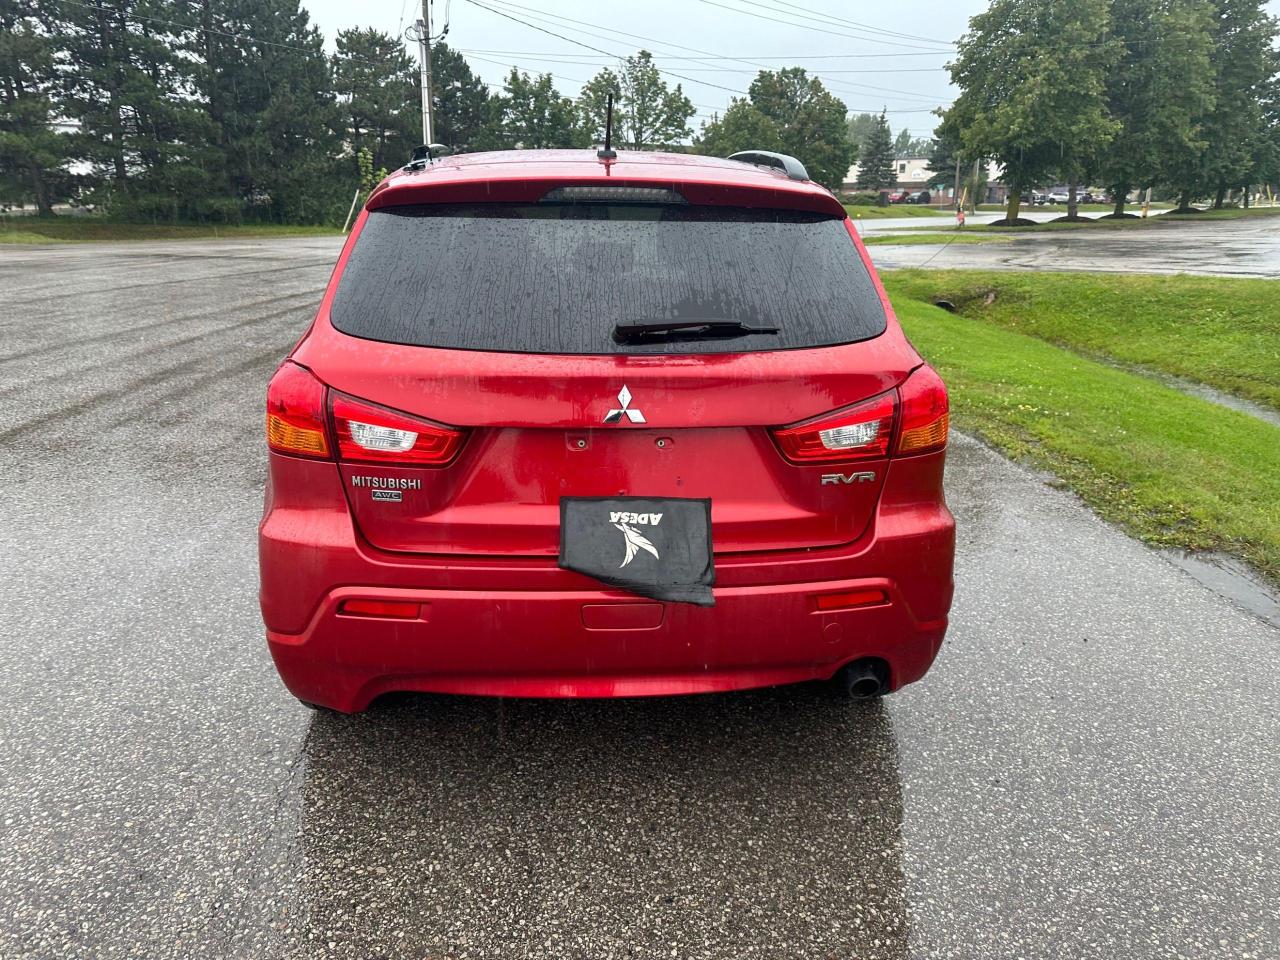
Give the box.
[260,454,954,712]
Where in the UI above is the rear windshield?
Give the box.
[330,203,886,355]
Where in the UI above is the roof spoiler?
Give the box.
[728,151,809,182]
[405,143,452,171]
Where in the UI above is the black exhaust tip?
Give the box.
[833,659,889,700]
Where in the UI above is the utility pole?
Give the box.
[416,0,434,145]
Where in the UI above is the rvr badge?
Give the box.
[820,471,876,485]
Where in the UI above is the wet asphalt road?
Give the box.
[859,212,1280,278]
[1,238,1278,959]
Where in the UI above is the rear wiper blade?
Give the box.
[613,318,780,342]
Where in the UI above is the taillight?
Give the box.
[266,361,330,458]
[772,391,896,463]
[895,365,949,456]
[330,392,466,466]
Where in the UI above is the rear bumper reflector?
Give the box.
[338,599,423,620]
[815,589,889,611]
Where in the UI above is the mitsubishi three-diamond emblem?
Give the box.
[603,384,646,424]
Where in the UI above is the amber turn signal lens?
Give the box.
[897,411,950,454]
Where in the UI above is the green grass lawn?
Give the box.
[883,270,1280,412]
[0,218,342,244]
[861,231,1014,246]
[843,204,948,220]
[885,288,1280,583]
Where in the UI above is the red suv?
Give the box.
[260,149,954,712]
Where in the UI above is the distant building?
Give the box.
[843,156,1008,204]
[843,156,934,193]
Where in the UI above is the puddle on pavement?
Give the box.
[1162,550,1280,629]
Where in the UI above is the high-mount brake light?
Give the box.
[773,392,896,464]
[894,365,949,456]
[540,185,687,204]
[265,361,330,458]
[330,393,466,466]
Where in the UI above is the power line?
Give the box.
[764,0,955,46]
[458,51,949,73]
[463,51,950,101]
[465,0,952,106]
[694,0,954,52]
[460,0,752,95]
[468,0,762,88]
[457,48,953,60]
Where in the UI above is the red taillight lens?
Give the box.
[773,391,896,463]
[266,361,330,458]
[330,392,466,466]
[895,365,949,456]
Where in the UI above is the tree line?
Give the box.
[6,0,1275,224]
[938,0,1280,221]
[0,0,866,223]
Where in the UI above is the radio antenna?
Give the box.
[597,93,617,160]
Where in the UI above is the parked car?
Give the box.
[260,148,955,712]
[888,189,911,203]
[1046,191,1070,204]
[907,190,932,204]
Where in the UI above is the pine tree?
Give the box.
[0,0,71,213]
[430,42,492,151]
[185,0,340,223]
[333,28,417,175]
[58,0,218,220]
[856,112,896,191]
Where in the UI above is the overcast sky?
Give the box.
[303,0,1280,139]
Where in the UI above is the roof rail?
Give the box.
[728,150,809,182]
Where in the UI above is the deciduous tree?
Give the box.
[693,98,784,158]
[845,112,877,156]
[577,52,693,150]
[1094,0,1216,214]
[946,0,1120,223]
[747,68,854,189]
[1200,0,1278,206]
[491,68,586,149]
